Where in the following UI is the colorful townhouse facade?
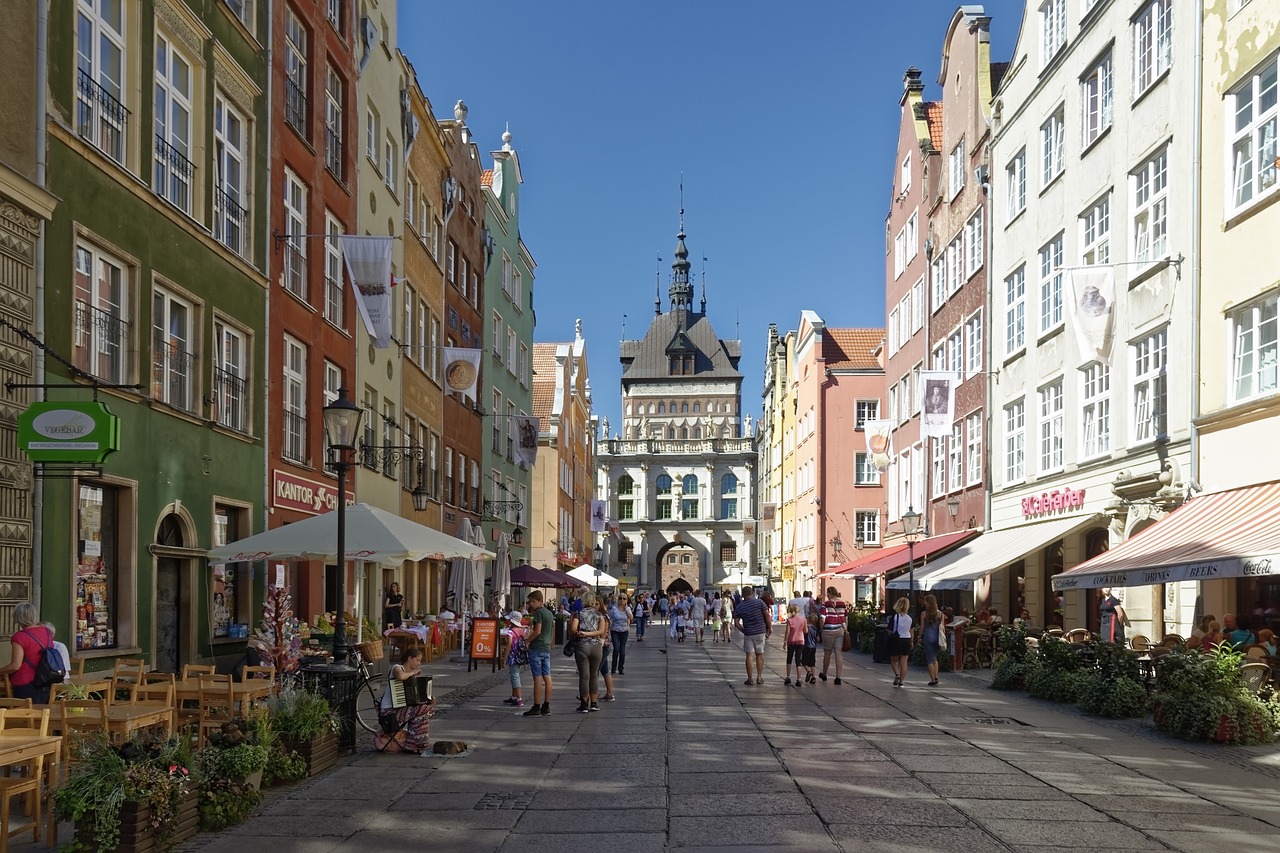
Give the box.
[757,324,788,589]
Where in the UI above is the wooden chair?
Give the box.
[131,681,175,738]
[0,707,51,849]
[1160,634,1185,648]
[58,699,109,768]
[1064,628,1091,644]
[1241,662,1272,696]
[0,699,31,711]
[1129,635,1152,651]
[110,658,147,704]
[1245,645,1268,661]
[198,675,235,748]
[182,664,216,679]
[239,666,276,717]
[66,658,85,678]
[963,630,989,670]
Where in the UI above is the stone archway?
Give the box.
[666,577,693,595]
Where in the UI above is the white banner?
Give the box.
[513,415,539,467]
[862,420,894,472]
[590,500,607,532]
[1067,266,1116,361]
[441,347,482,401]
[919,371,957,439]
[340,236,395,348]
[759,503,777,531]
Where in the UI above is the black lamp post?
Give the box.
[902,506,922,614]
[323,387,364,661]
[593,543,604,594]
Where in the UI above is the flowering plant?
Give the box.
[249,584,302,673]
[123,761,191,838]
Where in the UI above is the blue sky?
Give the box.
[399,1,1028,428]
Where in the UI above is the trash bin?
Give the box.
[873,622,891,664]
[302,662,361,751]
[554,613,569,645]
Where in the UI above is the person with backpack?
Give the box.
[1,602,63,702]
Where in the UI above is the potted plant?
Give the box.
[266,686,340,776]
[56,733,198,853]
[199,719,270,791]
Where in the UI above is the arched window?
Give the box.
[617,474,634,495]
[657,402,666,414]
[667,426,676,439]
[681,402,689,413]
[680,427,688,439]
[693,427,701,439]
[721,473,738,494]
[693,402,701,413]
[656,474,673,494]
[648,403,655,414]
[682,475,698,495]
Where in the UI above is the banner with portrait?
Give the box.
[759,502,777,531]
[862,419,894,472]
[1067,266,1116,361]
[589,500,607,532]
[340,236,394,348]
[513,415,539,467]
[918,371,956,438]
[441,347,482,401]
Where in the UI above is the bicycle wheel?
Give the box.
[355,672,386,733]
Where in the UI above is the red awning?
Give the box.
[818,530,980,580]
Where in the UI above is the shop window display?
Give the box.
[76,484,118,650]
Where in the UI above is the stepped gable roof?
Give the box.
[620,311,742,381]
[822,328,884,371]
[531,343,559,428]
[480,169,493,187]
[924,102,944,151]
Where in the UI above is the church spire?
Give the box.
[669,185,694,312]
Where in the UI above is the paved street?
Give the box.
[73,629,1280,852]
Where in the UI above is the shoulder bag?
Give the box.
[564,616,580,656]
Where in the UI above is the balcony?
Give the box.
[283,410,307,464]
[600,437,755,456]
[325,124,343,180]
[76,68,128,166]
[212,366,247,432]
[154,136,195,214]
[284,76,309,139]
[151,341,194,413]
[74,301,130,385]
[283,243,306,300]
[214,185,248,256]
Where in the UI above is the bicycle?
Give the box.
[295,647,387,734]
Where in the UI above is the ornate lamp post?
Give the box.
[593,543,604,594]
[902,506,923,614]
[322,388,364,661]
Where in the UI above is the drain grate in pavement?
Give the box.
[474,792,534,810]
[965,716,1031,727]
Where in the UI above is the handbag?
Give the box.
[563,637,579,657]
[841,630,853,652]
[938,622,949,652]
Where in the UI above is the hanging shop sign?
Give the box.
[17,401,121,464]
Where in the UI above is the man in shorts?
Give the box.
[733,585,772,685]
[689,589,708,643]
[522,591,554,716]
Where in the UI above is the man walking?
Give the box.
[523,591,554,716]
[734,585,772,685]
[789,590,812,618]
[690,589,708,643]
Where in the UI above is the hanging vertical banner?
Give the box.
[759,502,777,531]
[441,347,482,401]
[513,415,539,466]
[862,420,894,472]
[340,236,394,348]
[1068,266,1117,360]
[590,500,607,532]
[918,371,957,438]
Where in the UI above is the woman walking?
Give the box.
[920,594,944,687]
[570,592,608,713]
[888,597,914,687]
[633,594,648,642]
[608,594,633,675]
[383,582,404,628]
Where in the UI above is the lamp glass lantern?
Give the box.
[322,388,363,451]
[902,506,922,540]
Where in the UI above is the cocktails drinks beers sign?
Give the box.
[18,401,121,463]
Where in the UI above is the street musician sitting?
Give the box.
[374,647,434,753]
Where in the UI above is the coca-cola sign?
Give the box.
[1022,486,1086,519]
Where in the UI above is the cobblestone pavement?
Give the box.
[32,632,1280,852]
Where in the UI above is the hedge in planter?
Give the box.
[266,685,340,777]
[1077,640,1148,719]
[1150,646,1280,745]
[991,624,1036,690]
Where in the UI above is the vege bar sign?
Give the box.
[17,402,120,463]
[273,470,354,515]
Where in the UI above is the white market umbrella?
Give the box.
[206,503,495,564]
[491,532,512,609]
[567,564,619,587]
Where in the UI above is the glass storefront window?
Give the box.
[214,506,246,637]
[76,484,118,650]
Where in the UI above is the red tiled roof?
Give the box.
[924,101,944,151]
[480,169,493,187]
[823,328,884,371]
[531,344,559,426]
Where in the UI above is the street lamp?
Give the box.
[829,533,843,561]
[902,506,923,615]
[592,543,604,594]
[323,387,364,662]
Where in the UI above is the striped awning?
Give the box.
[889,513,1106,591]
[1052,481,1280,591]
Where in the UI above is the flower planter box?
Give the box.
[75,790,198,853]
[285,730,339,777]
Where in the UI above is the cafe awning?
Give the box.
[817,530,979,580]
[1052,481,1280,591]
[889,513,1106,591]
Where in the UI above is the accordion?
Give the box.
[388,675,433,708]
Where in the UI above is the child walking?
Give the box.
[784,604,807,686]
[803,613,821,684]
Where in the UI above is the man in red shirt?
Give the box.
[818,586,848,685]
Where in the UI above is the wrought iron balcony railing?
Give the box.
[284,76,309,138]
[74,301,130,385]
[76,68,128,165]
[283,410,307,464]
[214,185,248,256]
[151,341,194,412]
[154,135,195,213]
[212,366,247,432]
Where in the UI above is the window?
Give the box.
[893,228,906,279]
[322,360,340,457]
[855,400,879,429]
[506,401,517,460]
[429,314,441,382]
[383,133,397,192]
[283,169,307,299]
[223,0,254,30]
[1040,0,1066,66]
[73,241,131,384]
[1005,266,1026,354]
[457,453,467,508]
[443,447,454,504]
[212,505,245,637]
[966,412,983,485]
[906,212,919,262]
[947,234,964,295]
[719,542,738,563]
[471,459,481,513]
[326,0,342,31]
[365,105,378,162]
[361,388,376,469]
[491,390,502,452]
[379,401,396,478]
[1006,148,1027,220]
[324,67,344,180]
[446,240,457,285]
[1132,328,1169,442]
[1081,193,1111,265]
[888,384,899,425]
[656,473,673,520]
[426,431,439,499]
[888,307,900,355]
[965,209,983,276]
[77,483,125,650]
[76,0,128,165]
[1133,145,1169,263]
[323,211,345,327]
[1228,54,1278,212]
[949,140,966,199]
[1082,52,1113,147]
[931,256,946,310]
[150,286,193,412]
[1041,108,1065,186]
[507,329,517,373]
[900,153,912,193]
[1038,380,1064,472]
[1005,399,1026,482]
[154,34,194,213]
[855,453,880,485]
[492,313,503,358]
[855,510,880,546]
[1134,0,1173,96]
[212,320,247,432]
[282,336,306,464]
[911,279,924,332]
[284,8,308,138]
[213,93,248,256]
[947,329,963,375]
[1230,293,1279,402]
[965,312,983,379]
[1039,233,1064,332]
[519,343,529,388]
[720,495,738,519]
[931,436,946,498]
[947,423,963,491]
[1081,362,1111,458]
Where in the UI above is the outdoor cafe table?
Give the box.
[173,677,272,716]
[35,703,173,740]
[0,732,63,846]
[63,671,113,694]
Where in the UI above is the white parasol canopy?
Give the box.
[491,531,512,608]
[567,564,619,587]
[205,503,495,565]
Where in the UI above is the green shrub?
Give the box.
[1027,665,1089,703]
[1078,669,1148,718]
[992,659,1035,691]
[1151,646,1280,744]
